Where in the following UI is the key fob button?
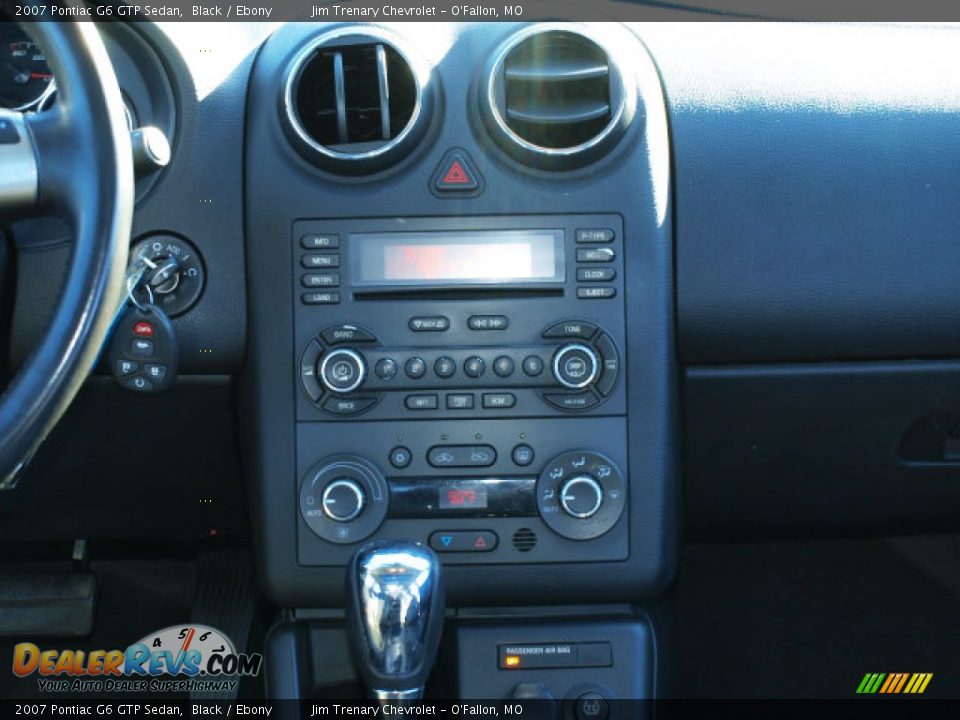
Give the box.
[130,339,154,357]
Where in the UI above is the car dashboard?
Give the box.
[3,17,960,702]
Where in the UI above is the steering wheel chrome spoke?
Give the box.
[0,109,39,215]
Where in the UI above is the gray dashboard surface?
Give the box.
[638,23,960,363]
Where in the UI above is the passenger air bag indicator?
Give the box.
[497,642,612,670]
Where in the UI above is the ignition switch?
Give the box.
[130,234,206,317]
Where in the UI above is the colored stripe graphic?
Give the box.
[857,673,932,694]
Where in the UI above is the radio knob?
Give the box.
[321,479,366,522]
[559,475,604,519]
[552,343,600,390]
[319,348,366,394]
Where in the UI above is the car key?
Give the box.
[108,302,179,393]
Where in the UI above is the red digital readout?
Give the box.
[447,489,477,506]
[383,243,534,281]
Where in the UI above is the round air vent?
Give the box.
[282,27,433,175]
[481,25,637,170]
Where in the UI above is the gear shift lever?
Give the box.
[346,541,445,702]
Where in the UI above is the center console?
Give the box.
[293,214,629,565]
[243,21,677,701]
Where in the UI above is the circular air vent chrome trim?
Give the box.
[282,25,433,175]
[482,23,638,170]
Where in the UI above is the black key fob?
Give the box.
[108,304,178,393]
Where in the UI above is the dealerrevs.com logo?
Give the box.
[12,624,262,694]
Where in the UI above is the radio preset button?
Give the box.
[409,316,450,332]
[302,291,340,305]
[553,344,600,389]
[302,253,340,268]
[375,358,398,380]
[389,446,412,469]
[405,357,427,379]
[577,287,617,300]
[512,444,535,467]
[494,356,515,378]
[468,315,509,331]
[301,234,339,249]
[522,355,544,377]
[320,348,366,394]
[322,395,377,415]
[428,445,497,468]
[405,394,439,410]
[321,479,365,523]
[542,321,598,341]
[464,356,486,378]
[321,325,376,344]
[577,268,616,282]
[435,356,456,378]
[576,228,615,244]
[302,272,339,288]
[483,393,516,409]
[447,394,475,410]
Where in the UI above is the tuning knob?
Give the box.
[320,348,367,394]
[552,343,600,390]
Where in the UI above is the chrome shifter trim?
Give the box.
[350,542,441,697]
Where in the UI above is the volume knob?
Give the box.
[319,348,366,394]
[552,343,600,390]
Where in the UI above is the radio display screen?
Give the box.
[350,229,565,286]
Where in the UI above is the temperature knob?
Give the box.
[552,344,600,389]
[559,476,604,519]
[319,348,366,394]
[321,479,366,522]
[537,451,626,541]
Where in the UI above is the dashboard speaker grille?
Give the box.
[284,29,430,175]
[512,528,537,552]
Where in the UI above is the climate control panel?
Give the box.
[296,417,629,566]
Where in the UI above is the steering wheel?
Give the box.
[0,17,133,486]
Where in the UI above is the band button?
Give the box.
[321,325,376,344]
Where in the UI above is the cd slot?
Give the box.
[354,286,564,301]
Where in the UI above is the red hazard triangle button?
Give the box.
[433,149,482,194]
